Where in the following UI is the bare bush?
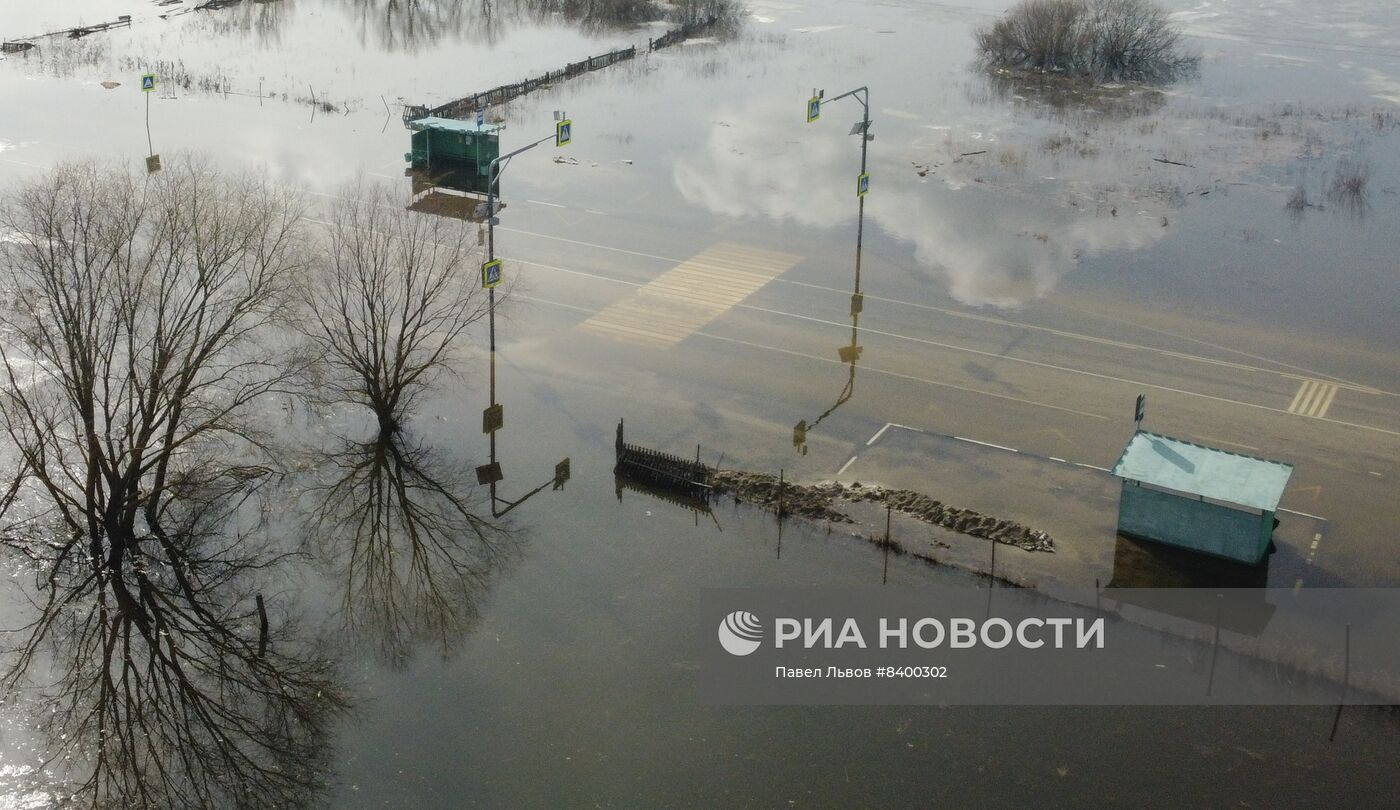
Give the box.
[668,0,745,29]
[1326,159,1371,220]
[1328,159,1371,201]
[977,0,1199,83]
[1284,184,1309,216]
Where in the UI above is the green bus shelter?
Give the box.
[1110,431,1294,565]
[406,116,501,195]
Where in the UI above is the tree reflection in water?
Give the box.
[0,485,346,809]
[304,433,514,664]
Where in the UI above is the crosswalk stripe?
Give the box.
[579,242,801,347]
[1287,380,1313,413]
[1287,379,1338,418]
[1312,383,1338,418]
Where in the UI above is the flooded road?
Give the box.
[2,0,1400,806]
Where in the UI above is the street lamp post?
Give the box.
[476,118,573,516]
[793,86,872,454]
[816,84,871,295]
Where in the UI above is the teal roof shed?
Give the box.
[1110,431,1293,565]
[406,117,502,195]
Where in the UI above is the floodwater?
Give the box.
[2,0,1400,806]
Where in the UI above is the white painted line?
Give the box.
[735,304,1400,437]
[1049,457,1067,463]
[1278,507,1328,521]
[1313,384,1338,418]
[585,209,608,216]
[527,199,567,208]
[696,333,1110,420]
[1287,380,1312,414]
[1075,462,1112,472]
[953,436,1019,453]
[837,455,859,475]
[889,423,923,433]
[866,423,893,446]
[1370,471,1384,477]
[497,225,682,263]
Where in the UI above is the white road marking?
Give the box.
[580,244,801,347]
[481,225,1394,403]
[732,303,1400,439]
[527,199,567,208]
[953,436,1019,453]
[866,423,893,446]
[696,333,1110,420]
[1288,379,1339,418]
[836,455,859,475]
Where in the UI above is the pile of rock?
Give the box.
[709,470,850,524]
[844,483,1055,552]
[708,470,1055,553]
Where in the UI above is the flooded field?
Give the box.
[2,0,1399,806]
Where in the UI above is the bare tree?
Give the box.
[304,434,513,664]
[977,0,1198,83]
[304,180,490,438]
[0,156,337,807]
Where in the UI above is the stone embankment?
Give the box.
[709,471,1055,553]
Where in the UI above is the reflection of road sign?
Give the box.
[857,172,870,197]
[806,96,821,123]
[837,344,862,363]
[141,73,156,92]
[475,462,503,485]
[555,119,572,146]
[1135,393,1146,426]
[481,258,503,289]
[850,292,863,315]
[476,107,485,127]
[553,458,571,490]
[792,419,808,448]
[483,403,504,434]
[145,154,161,175]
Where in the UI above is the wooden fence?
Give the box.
[402,17,722,127]
[648,16,719,51]
[404,45,637,126]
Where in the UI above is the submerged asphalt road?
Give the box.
[472,195,1400,588]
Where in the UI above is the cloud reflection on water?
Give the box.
[674,97,1168,308]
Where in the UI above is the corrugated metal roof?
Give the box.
[409,116,501,134]
[1110,431,1294,512]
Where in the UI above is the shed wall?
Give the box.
[1117,481,1269,564]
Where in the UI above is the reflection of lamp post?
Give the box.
[793,87,872,455]
[475,115,573,516]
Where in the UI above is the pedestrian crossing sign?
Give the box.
[556,119,572,147]
[482,259,503,289]
[857,172,870,197]
[141,73,156,92]
[806,96,821,123]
